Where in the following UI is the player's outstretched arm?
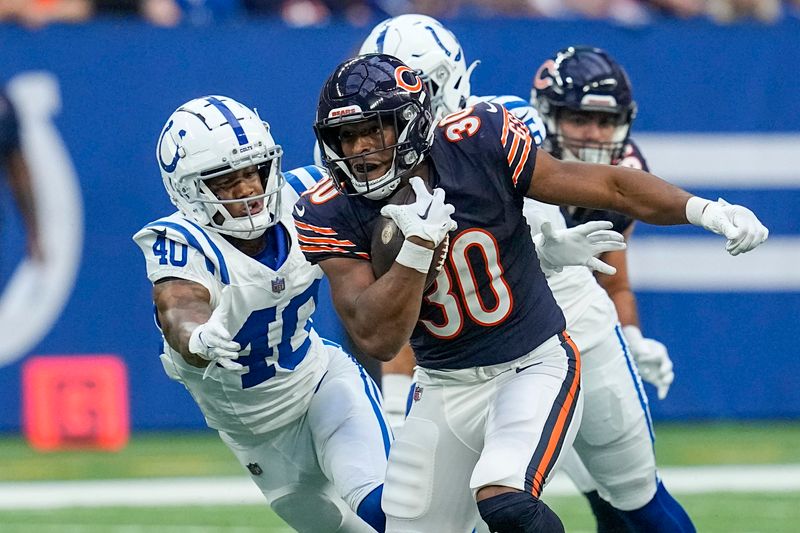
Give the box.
[528,150,768,255]
[153,278,241,372]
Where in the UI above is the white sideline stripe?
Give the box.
[627,236,800,291]
[635,134,800,188]
[1,465,800,509]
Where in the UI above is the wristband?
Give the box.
[685,196,712,226]
[395,240,434,274]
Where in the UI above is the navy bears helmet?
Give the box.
[531,46,637,164]
[315,54,435,200]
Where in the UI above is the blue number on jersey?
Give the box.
[234,279,321,389]
[152,234,188,267]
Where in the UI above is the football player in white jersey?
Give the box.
[359,16,694,532]
[133,95,389,533]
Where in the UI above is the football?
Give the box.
[370,182,449,290]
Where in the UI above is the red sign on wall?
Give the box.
[22,355,129,451]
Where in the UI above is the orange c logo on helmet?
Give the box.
[533,60,556,90]
[395,65,422,93]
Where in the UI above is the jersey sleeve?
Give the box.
[292,177,371,265]
[133,228,217,289]
[491,103,539,197]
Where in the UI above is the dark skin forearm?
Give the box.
[321,256,428,361]
[153,278,213,367]
[529,150,692,226]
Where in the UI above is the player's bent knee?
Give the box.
[356,485,385,532]
[270,487,345,533]
[477,491,564,533]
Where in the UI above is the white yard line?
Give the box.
[1,464,800,510]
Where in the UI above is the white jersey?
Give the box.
[133,165,329,435]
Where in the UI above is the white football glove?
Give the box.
[380,176,457,248]
[188,320,244,379]
[533,221,627,276]
[623,325,674,400]
[381,373,412,433]
[686,196,768,256]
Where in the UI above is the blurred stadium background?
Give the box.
[0,2,798,531]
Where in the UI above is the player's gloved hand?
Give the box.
[686,196,769,256]
[381,373,412,433]
[381,176,457,248]
[623,325,674,400]
[533,221,627,276]
[188,320,243,379]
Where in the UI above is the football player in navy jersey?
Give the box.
[294,54,768,533]
[0,89,41,263]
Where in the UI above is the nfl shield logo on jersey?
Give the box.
[271,277,286,293]
[413,385,423,402]
[247,463,263,476]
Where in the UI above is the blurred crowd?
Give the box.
[0,0,797,27]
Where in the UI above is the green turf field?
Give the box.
[1,421,799,532]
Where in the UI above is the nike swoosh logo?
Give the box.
[294,204,305,217]
[418,201,433,220]
[515,361,542,373]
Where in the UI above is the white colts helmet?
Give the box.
[156,95,284,239]
[359,14,479,119]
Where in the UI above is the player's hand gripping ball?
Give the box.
[371,179,451,289]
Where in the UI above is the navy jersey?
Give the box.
[295,102,565,370]
[0,91,20,159]
[561,140,648,234]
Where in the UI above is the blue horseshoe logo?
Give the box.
[158,120,186,173]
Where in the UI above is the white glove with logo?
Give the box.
[623,325,674,400]
[188,320,243,379]
[686,196,769,256]
[381,177,457,248]
[381,373,412,433]
[533,221,627,276]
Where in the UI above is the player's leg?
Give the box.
[472,332,583,533]
[382,370,486,532]
[308,341,392,532]
[559,448,631,533]
[219,424,373,532]
[574,324,693,532]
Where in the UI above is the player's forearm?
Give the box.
[153,280,213,366]
[341,268,427,361]
[602,165,693,225]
